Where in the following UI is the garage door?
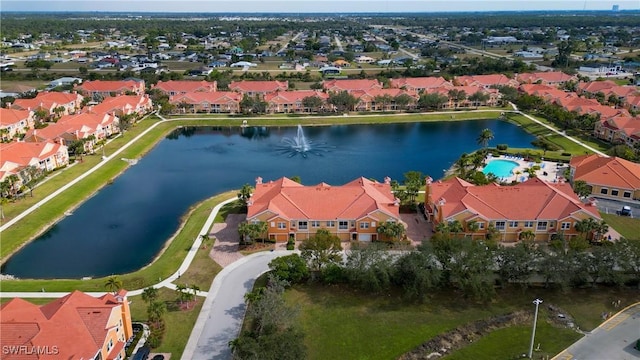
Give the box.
[358,234,371,242]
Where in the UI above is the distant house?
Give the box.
[0,108,35,140]
[319,66,341,76]
[229,80,288,96]
[47,77,83,89]
[322,79,383,92]
[246,176,406,242]
[570,154,640,201]
[230,61,257,68]
[170,91,243,113]
[0,141,69,183]
[425,177,601,242]
[0,290,133,360]
[75,79,145,99]
[151,80,217,96]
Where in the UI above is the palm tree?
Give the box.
[200,234,211,249]
[147,300,166,327]
[448,220,463,238]
[142,286,159,305]
[476,128,494,150]
[593,220,609,242]
[453,153,469,178]
[575,218,598,240]
[466,220,480,239]
[175,284,188,306]
[191,284,201,296]
[104,275,123,294]
[237,183,253,204]
[435,222,449,234]
[519,230,536,242]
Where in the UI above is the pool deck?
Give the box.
[484,154,567,184]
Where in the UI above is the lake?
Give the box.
[1,120,536,278]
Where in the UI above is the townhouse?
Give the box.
[170,91,243,113]
[516,71,578,87]
[0,108,34,140]
[246,176,406,242]
[322,79,383,92]
[10,91,84,117]
[229,80,288,97]
[24,113,119,151]
[0,141,69,183]
[350,88,419,111]
[454,74,519,89]
[151,80,217,95]
[1,290,133,360]
[570,154,640,201]
[425,176,601,242]
[263,90,330,113]
[87,94,153,117]
[389,76,453,92]
[75,79,145,99]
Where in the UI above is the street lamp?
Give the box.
[529,298,543,359]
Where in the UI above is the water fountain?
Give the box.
[277,124,330,158]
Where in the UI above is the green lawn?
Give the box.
[284,284,638,360]
[178,244,222,292]
[1,190,235,292]
[129,287,207,357]
[443,318,582,360]
[601,214,640,240]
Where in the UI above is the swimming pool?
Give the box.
[482,159,519,178]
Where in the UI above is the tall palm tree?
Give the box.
[142,286,159,305]
[147,300,166,327]
[237,183,253,204]
[175,283,188,306]
[191,284,201,296]
[476,128,494,150]
[200,234,211,249]
[104,275,123,294]
[448,220,463,238]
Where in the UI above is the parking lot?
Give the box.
[594,197,640,219]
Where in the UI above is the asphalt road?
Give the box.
[182,251,288,360]
[554,303,640,360]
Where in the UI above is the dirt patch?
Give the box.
[397,311,532,360]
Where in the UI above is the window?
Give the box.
[270,221,275,228]
[277,222,286,229]
[360,222,370,229]
[561,222,571,230]
[537,221,548,231]
[298,221,308,230]
[509,221,518,228]
[477,222,485,230]
[494,221,506,230]
[327,221,335,227]
[611,189,619,196]
[350,221,355,227]
[338,221,348,230]
[107,339,113,352]
[371,221,376,227]
[623,191,632,198]
[524,221,534,228]
[290,221,296,228]
[311,221,320,228]
[600,188,608,195]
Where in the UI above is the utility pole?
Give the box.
[529,298,543,358]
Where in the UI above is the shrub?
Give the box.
[286,239,295,250]
[561,152,571,157]
[496,144,508,150]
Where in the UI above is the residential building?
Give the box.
[151,80,217,95]
[170,91,243,113]
[75,79,145,99]
[0,141,69,183]
[594,116,640,145]
[389,76,453,92]
[246,176,405,242]
[425,176,601,242]
[570,154,640,201]
[0,290,133,360]
[516,71,578,87]
[455,74,519,89]
[322,79,383,92]
[229,80,288,96]
[11,91,84,116]
[87,95,153,117]
[351,88,418,111]
[0,108,34,140]
[264,90,330,113]
[24,113,119,151]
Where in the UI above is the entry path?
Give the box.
[182,251,289,360]
[553,302,640,360]
[509,103,608,157]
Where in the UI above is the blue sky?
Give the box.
[2,0,639,12]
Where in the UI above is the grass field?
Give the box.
[128,287,208,356]
[601,214,640,240]
[284,284,638,360]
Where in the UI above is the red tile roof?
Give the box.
[322,79,383,92]
[389,77,453,90]
[88,95,153,115]
[0,141,66,170]
[1,108,32,126]
[170,91,243,104]
[1,290,129,360]
[75,80,144,94]
[429,177,600,221]
[516,71,576,85]
[577,80,618,93]
[247,177,400,221]
[571,154,640,190]
[229,80,288,93]
[264,90,329,104]
[152,80,217,94]
[12,92,83,113]
[455,74,518,87]
[351,88,418,100]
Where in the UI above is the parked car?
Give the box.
[620,205,632,217]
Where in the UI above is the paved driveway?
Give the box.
[210,214,245,267]
[400,213,432,246]
[554,303,640,360]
